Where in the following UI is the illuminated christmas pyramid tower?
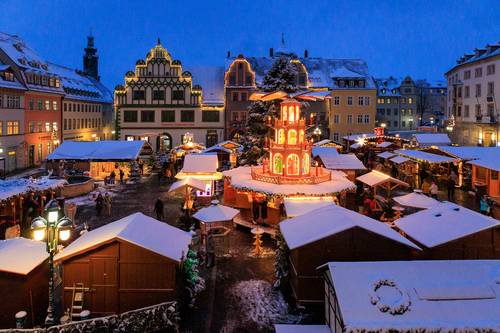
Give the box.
[252,98,331,184]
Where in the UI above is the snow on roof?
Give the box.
[56,212,192,262]
[186,66,225,106]
[0,177,67,201]
[393,191,440,209]
[320,154,366,170]
[223,166,356,196]
[0,32,48,71]
[280,204,419,250]
[343,133,376,141]
[377,141,394,148]
[0,238,48,275]
[326,260,500,333]
[435,146,500,160]
[312,146,339,159]
[313,139,333,146]
[389,156,410,164]
[284,197,335,218]
[413,133,451,146]
[356,170,408,187]
[47,140,147,161]
[394,149,456,164]
[274,324,331,333]
[180,154,219,173]
[395,202,499,248]
[168,177,207,193]
[377,151,396,159]
[469,158,500,171]
[193,201,240,223]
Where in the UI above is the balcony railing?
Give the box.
[251,167,332,185]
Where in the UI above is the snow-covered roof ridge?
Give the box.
[320,153,366,170]
[279,204,420,250]
[56,212,192,262]
[394,149,456,164]
[0,237,48,275]
[395,201,499,248]
[326,260,500,333]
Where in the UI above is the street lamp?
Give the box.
[313,127,322,142]
[31,199,73,326]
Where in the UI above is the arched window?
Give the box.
[288,129,297,145]
[273,153,283,174]
[282,106,288,121]
[289,106,295,124]
[286,154,299,175]
[302,153,310,174]
[299,130,304,143]
[156,132,172,151]
[278,129,285,144]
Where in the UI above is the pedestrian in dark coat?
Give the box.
[119,169,125,183]
[154,198,164,221]
[95,194,104,216]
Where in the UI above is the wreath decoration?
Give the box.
[369,279,411,315]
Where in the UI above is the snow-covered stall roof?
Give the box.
[320,154,366,170]
[168,177,207,193]
[0,238,48,275]
[47,140,148,161]
[395,202,499,248]
[186,66,225,106]
[0,177,67,201]
[356,171,408,188]
[193,200,240,223]
[431,146,500,171]
[377,151,396,159]
[394,149,456,164]
[325,260,500,333]
[279,204,419,250]
[343,133,376,141]
[283,197,335,218]
[377,141,394,148]
[413,133,451,147]
[274,324,331,333]
[389,156,410,164]
[312,146,339,159]
[56,212,192,262]
[223,166,356,196]
[393,191,440,209]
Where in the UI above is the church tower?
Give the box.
[83,32,99,81]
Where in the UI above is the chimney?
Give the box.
[227,50,231,58]
[304,49,309,58]
[269,48,274,57]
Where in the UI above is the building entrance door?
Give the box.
[90,257,118,315]
[28,145,35,167]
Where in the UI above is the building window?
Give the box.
[123,110,138,122]
[357,115,363,123]
[334,96,340,105]
[409,120,413,128]
[0,121,3,135]
[401,97,406,104]
[401,108,405,115]
[347,115,353,124]
[63,119,67,130]
[377,98,384,104]
[402,121,406,128]
[45,122,51,132]
[202,110,220,122]
[6,95,20,108]
[464,86,470,98]
[29,99,34,110]
[29,121,34,133]
[133,90,145,100]
[38,121,43,132]
[387,109,391,116]
[333,114,340,124]
[487,64,496,75]
[364,96,370,105]
[141,110,155,122]
[206,130,218,147]
[386,98,391,104]
[464,105,470,118]
[153,90,165,100]
[393,121,398,127]
[358,96,364,106]
[408,97,413,104]
[394,108,398,115]
[172,90,184,100]
[464,70,471,80]
[37,144,42,162]
[475,67,482,78]
[378,108,385,115]
[45,100,50,110]
[408,108,413,115]
[52,101,58,111]
[161,110,175,122]
[364,115,370,123]
[333,133,339,142]
[487,82,494,96]
[6,121,19,135]
[347,96,353,105]
[475,84,481,97]
[232,92,239,102]
[181,110,195,122]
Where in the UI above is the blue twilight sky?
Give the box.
[1,0,499,90]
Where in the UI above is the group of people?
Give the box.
[106,168,125,185]
[94,192,113,216]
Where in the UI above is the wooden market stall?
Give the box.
[279,204,420,303]
[193,199,239,243]
[395,201,500,259]
[202,141,242,168]
[0,238,48,329]
[357,170,409,199]
[46,140,153,180]
[55,213,191,317]
[314,153,366,181]
[175,153,223,200]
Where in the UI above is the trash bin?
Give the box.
[80,310,91,321]
[15,311,27,329]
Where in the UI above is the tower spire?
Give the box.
[157,37,161,45]
[281,32,285,47]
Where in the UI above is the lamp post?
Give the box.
[31,199,73,326]
[313,127,322,142]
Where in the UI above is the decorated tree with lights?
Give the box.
[179,249,205,309]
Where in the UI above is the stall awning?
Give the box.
[193,200,240,223]
[356,170,409,188]
[390,156,410,164]
[378,151,396,159]
[47,140,151,161]
[393,191,440,209]
[284,197,335,218]
[395,149,456,164]
[168,177,208,193]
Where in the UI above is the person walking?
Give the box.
[480,195,491,216]
[154,198,164,221]
[119,169,124,183]
[95,193,104,216]
[109,170,116,184]
[430,181,439,199]
[138,160,144,176]
[447,171,457,201]
[104,192,112,216]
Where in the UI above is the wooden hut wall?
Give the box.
[289,227,414,303]
[0,262,48,329]
[61,239,177,316]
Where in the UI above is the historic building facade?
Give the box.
[115,40,224,151]
[375,76,447,132]
[446,42,499,146]
[0,32,112,172]
[224,40,375,142]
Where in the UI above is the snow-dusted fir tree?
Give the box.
[241,56,299,165]
[179,249,205,309]
[274,230,290,289]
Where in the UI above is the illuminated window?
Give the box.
[282,106,288,121]
[6,121,19,135]
[286,154,299,175]
[273,154,283,174]
[302,153,310,174]
[408,97,413,104]
[288,129,297,145]
[278,129,285,144]
[45,100,50,110]
[52,101,57,111]
[299,130,304,143]
[45,122,51,132]
[289,106,295,123]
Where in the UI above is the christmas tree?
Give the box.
[180,249,205,308]
[274,230,290,289]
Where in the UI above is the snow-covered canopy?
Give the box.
[223,166,356,197]
[274,325,331,333]
[279,204,419,250]
[56,212,192,263]
[0,177,67,201]
[319,154,366,170]
[394,149,456,164]
[313,139,334,147]
[356,170,408,188]
[393,191,440,209]
[47,140,150,161]
[343,133,376,141]
[325,260,500,333]
[0,238,48,275]
[176,154,223,180]
[426,146,500,171]
[376,141,394,148]
[389,156,410,164]
[412,133,451,147]
[377,151,396,159]
[193,200,240,223]
[283,197,335,218]
[168,177,207,193]
[395,201,499,248]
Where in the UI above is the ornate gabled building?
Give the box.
[115,40,224,151]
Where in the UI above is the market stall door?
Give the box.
[90,257,118,315]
